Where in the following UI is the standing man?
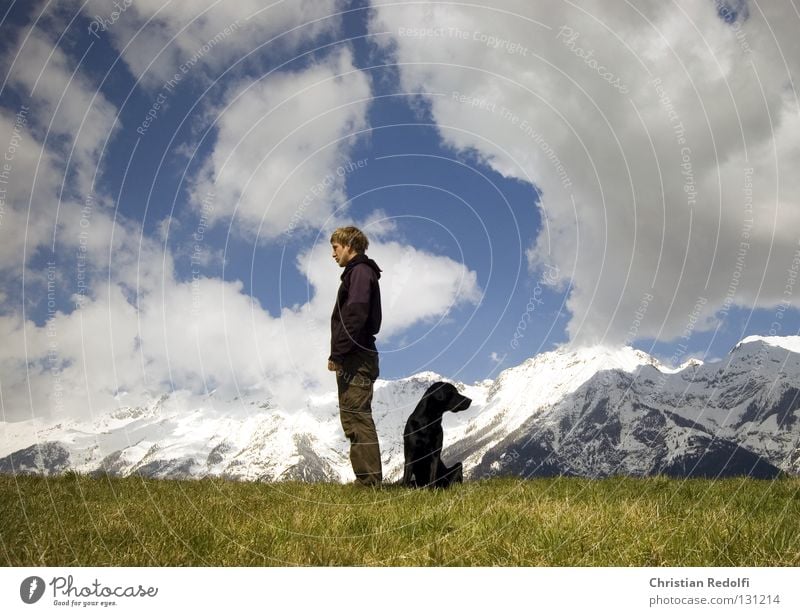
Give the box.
[328,226,383,486]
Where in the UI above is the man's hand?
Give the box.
[328,360,340,372]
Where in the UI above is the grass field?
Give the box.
[2,474,799,566]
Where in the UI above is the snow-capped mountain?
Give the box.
[464,336,799,479]
[1,336,798,480]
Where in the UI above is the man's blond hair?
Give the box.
[330,226,369,254]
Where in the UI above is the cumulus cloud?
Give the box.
[0,26,120,291]
[6,28,118,198]
[78,0,345,88]
[190,47,371,239]
[0,13,480,425]
[0,109,61,274]
[369,0,800,346]
[301,237,482,335]
[0,222,481,422]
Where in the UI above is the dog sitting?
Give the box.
[402,382,472,488]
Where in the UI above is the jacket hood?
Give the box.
[341,254,382,280]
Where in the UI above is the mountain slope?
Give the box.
[1,337,798,480]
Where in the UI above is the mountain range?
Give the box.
[2,335,798,481]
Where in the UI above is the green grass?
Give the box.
[1,474,798,566]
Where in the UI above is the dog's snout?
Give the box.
[453,395,472,412]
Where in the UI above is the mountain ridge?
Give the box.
[1,336,798,480]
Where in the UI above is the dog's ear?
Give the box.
[431,382,448,402]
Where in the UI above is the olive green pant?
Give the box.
[336,350,382,486]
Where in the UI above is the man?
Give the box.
[328,226,383,486]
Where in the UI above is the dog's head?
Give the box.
[425,382,472,414]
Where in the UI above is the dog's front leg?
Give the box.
[427,456,440,488]
[402,464,412,486]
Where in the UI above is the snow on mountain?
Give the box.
[735,335,800,354]
[470,337,798,479]
[448,345,662,470]
[0,390,353,481]
[1,336,798,480]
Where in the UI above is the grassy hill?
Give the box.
[2,474,798,566]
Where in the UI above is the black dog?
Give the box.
[402,382,472,488]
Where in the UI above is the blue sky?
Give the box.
[1,0,799,421]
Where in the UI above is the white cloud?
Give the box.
[301,237,482,333]
[0,42,121,437]
[370,0,800,346]
[0,26,120,291]
[354,209,399,240]
[0,109,60,273]
[0,8,482,426]
[79,0,345,88]
[7,28,118,197]
[0,219,481,422]
[191,47,371,239]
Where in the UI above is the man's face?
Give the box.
[331,242,357,267]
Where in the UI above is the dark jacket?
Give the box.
[330,254,382,363]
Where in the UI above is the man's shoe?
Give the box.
[351,479,382,488]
